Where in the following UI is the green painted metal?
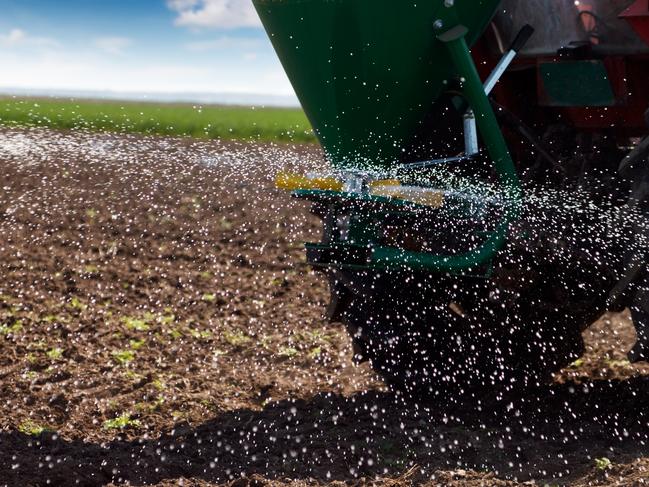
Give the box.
[252,0,501,170]
[540,61,616,107]
[294,30,522,273]
[256,0,523,272]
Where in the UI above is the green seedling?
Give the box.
[18,420,49,436]
[567,358,584,368]
[123,317,150,331]
[189,328,211,339]
[103,413,140,430]
[202,293,216,303]
[309,346,322,359]
[159,314,175,326]
[69,297,87,311]
[129,339,146,350]
[46,348,63,360]
[167,328,182,340]
[0,320,23,336]
[605,359,632,368]
[595,457,612,471]
[294,329,331,345]
[112,350,135,365]
[270,277,284,286]
[151,396,165,411]
[278,346,299,358]
[85,208,97,219]
[258,335,272,350]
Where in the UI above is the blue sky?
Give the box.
[0,0,294,97]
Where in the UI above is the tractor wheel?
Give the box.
[329,269,588,397]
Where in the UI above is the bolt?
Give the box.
[433,19,444,30]
[444,0,455,6]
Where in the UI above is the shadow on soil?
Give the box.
[3,377,649,486]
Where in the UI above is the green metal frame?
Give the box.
[256,0,524,273]
[296,26,522,273]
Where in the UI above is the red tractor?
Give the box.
[484,0,649,362]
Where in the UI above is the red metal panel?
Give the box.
[621,0,649,45]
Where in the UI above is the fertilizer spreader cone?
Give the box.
[252,0,500,170]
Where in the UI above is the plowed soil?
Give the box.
[0,128,647,487]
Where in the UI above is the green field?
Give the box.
[0,97,316,143]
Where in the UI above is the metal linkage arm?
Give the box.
[464,24,534,156]
[484,24,534,95]
[372,26,523,272]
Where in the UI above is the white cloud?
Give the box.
[94,37,132,55]
[0,48,294,96]
[167,0,261,29]
[2,28,25,45]
[0,28,58,48]
[184,35,261,51]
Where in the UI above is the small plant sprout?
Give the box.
[159,314,175,326]
[18,420,49,436]
[569,358,584,368]
[68,297,87,311]
[112,349,135,365]
[103,413,140,430]
[167,328,182,340]
[278,346,299,358]
[595,457,612,471]
[189,328,211,339]
[202,293,216,302]
[46,347,63,360]
[0,320,22,336]
[122,316,150,331]
[129,339,146,350]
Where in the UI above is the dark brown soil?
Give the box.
[0,128,647,487]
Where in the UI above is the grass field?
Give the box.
[0,97,316,143]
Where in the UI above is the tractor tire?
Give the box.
[329,269,589,397]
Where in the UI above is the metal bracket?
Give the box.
[463,24,534,156]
